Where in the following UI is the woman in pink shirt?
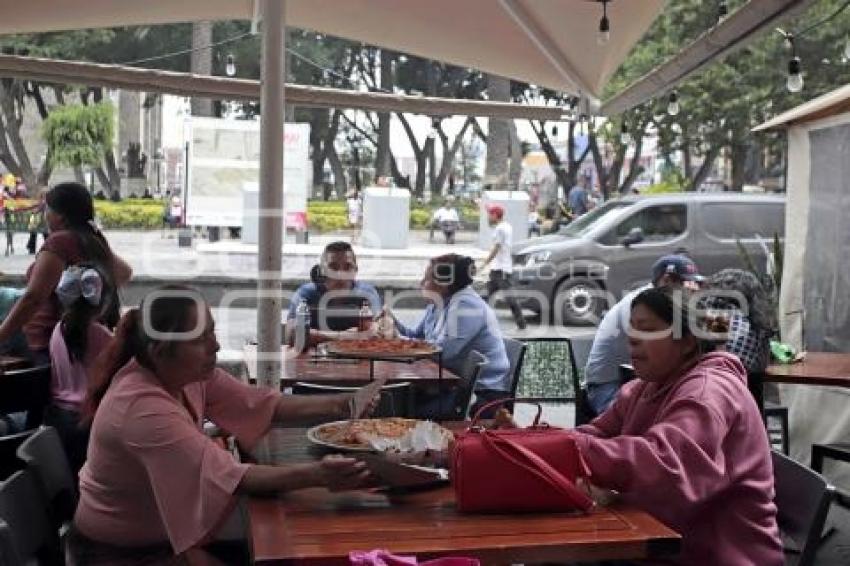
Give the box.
[573,286,783,566]
[45,265,113,475]
[71,286,384,563]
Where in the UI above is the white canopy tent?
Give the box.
[754,87,850,489]
[0,0,666,386]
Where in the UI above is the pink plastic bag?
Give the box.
[349,549,480,566]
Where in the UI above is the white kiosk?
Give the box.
[478,190,530,249]
[361,186,410,249]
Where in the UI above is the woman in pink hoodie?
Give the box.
[573,286,783,566]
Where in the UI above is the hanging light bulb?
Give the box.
[718,2,728,21]
[620,123,631,145]
[225,54,236,77]
[598,1,611,46]
[667,91,680,116]
[551,125,559,137]
[786,56,803,92]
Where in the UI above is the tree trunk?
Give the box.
[434,118,473,192]
[397,113,427,197]
[0,81,36,187]
[374,49,393,178]
[190,21,214,117]
[508,120,522,191]
[327,144,347,197]
[688,145,721,191]
[308,108,330,194]
[484,74,511,190]
[427,136,437,196]
[619,131,647,195]
[530,120,571,200]
[588,128,613,201]
[730,143,748,191]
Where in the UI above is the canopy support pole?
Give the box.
[256,0,285,388]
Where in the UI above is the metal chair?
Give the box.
[749,371,790,455]
[772,450,836,566]
[453,351,488,420]
[17,426,78,532]
[503,337,527,410]
[0,469,62,565]
[567,337,597,426]
[292,381,413,418]
[0,430,34,481]
[509,337,595,426]
[811,442,850,508]
[0,364,51,430]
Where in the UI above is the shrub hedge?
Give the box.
[94,199,165,229]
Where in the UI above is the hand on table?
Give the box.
[317,455,374,491]
[350,377,388,418]
[375,307,398,338]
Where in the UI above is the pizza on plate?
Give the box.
[314,418,420,448]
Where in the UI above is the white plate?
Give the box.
[306,420,378,452]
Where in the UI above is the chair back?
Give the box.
[503,338,527,399]
[772,450,835,566]
[451,351,487,420]
[17,426,78,528]
[567,337,596,426]
[0,430,34,481]
[292,381,413,418]
[0,364,51,429]
[0,469,62,564]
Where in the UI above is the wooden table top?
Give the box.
[765,352,850,388]
[245,426,680,565]
[243,345,459,386]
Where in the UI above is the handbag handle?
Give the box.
[470,397,541,427]
[479,430,594,511]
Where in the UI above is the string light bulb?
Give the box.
[718,2,728,21]
[787,56,804,92]
[225,54,236,77]
[598,1,611,46]
[620,123,631,145]
[551,125,559,137]
[667,91,680,116]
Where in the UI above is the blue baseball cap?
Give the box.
[650,254,703,285]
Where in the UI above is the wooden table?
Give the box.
[243,345,459,387]
[765,352,850,388]
[245,426,680,565]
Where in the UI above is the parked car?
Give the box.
[511,193,785,325]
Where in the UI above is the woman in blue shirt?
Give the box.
[389,254,510,418]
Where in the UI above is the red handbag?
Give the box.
[450,399,594,513]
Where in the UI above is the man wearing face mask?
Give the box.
[284,241,381,347]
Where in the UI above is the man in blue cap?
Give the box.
[582,254,704,415]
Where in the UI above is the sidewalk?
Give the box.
[1,228,487,283]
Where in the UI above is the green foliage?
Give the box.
[604,0,850,188]
[42,103,114,168]
[309,214,350,233]
[644,166,687,194]
[409,209,431,228]
[94,199,164,230]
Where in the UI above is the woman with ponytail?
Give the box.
[72,286,384,563]
[45,265,114,475]
[0,182,131,364]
